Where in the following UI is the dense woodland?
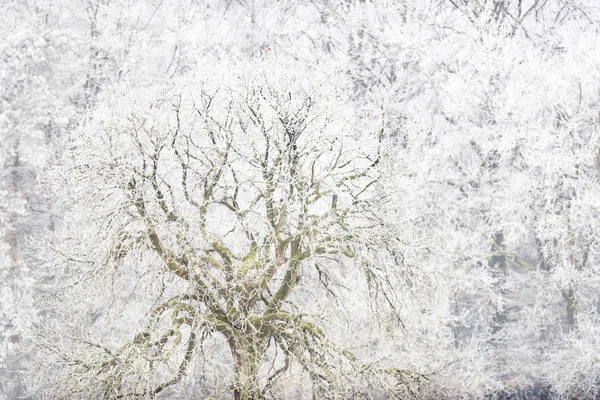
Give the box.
[2,0,600,399]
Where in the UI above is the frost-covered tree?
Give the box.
[387,20,600,396]
[0,2,78,397]
[28,61,429,399]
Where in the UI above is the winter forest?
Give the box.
[3,0,600,399]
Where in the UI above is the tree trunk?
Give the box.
[562,286,577,333]
[229,334,264,400]
[563,231,578,333]
[490,231,507,334]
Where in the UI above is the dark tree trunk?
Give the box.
[490,231,507,334]
[562,286,577,333]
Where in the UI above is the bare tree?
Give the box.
[29,61,420,399]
